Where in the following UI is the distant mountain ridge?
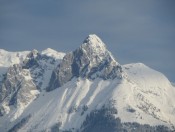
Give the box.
[0,35,175,132]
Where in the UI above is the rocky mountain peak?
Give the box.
[82,34,106,50]
[47,35,123,91]
[80,34,108,66]
[26,49,39,59]
[80,34,117,67]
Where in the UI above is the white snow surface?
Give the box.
[119,63,175,126]
[171,82,175,87]
[41,48,65,60]
[0,46,175,131]
[9,78,121,132]
[1,63,174,131]
[0,48,65,67]
[0,49,30,67]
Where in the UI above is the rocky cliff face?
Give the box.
[22,49,62,90]
[0,49,64,118]
[0,64,38,117]
[47,35,123,91]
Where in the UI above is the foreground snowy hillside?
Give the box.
[0,35,175,132]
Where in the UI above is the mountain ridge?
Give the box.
[47,34,124,91]
[0,35,174,132]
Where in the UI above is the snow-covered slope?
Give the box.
[4,78,121,131]
[0,49,30,67]
[0,48,65,68]
[171,82,175,87]
[41,48,65,60]
[120,63,175,126]
[0,48,66,130]
[0,35,175,132]
[2,64,174,131]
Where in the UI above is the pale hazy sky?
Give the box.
[0,0,175,82]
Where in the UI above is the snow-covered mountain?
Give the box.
[0,35,175,132]
[0,48,65,120]
[48,35,123,91]
[0,49,30,67]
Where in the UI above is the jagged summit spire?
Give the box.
[82,34,106,51]
[80,34,108,62]
[83,34,105,45]
[47,35,123,91]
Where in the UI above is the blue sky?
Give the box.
[0,0,175,82]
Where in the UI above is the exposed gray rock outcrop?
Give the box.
[0,49,64,116]
[22,49,60,90]
[0,64,38,115]
[47,35,123,91]
[22,49,39,69]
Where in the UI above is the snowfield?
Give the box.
[1,63,174,131]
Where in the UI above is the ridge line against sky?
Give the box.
[0,0,175,82]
